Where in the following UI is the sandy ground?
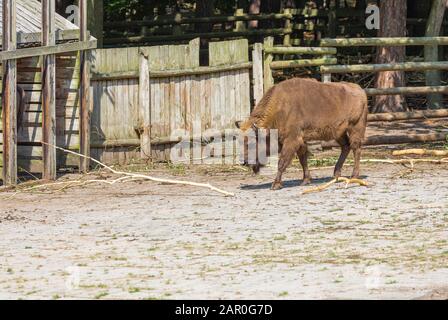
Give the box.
[1,153,448,300]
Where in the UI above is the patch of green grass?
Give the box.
[273,235,287,241]
[94,292,109,299]
[166,163,186,175]
[278,291,289,297]
[129,287,141,294]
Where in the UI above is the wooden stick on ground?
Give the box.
[392,148,448,157]
[302,177,369,195]
[40,142,235,197]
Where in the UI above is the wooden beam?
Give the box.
[322,133,448,148]
[103,28,292,45]
[264,46,337,55]
[0,39,97,61]
[0,29,81,44]
[270,57,337,69]
[321,61,448,73]
[41,0,57,181]
[79,0,91,172]
[104,13,293,28]
[425,0,448,109]
[365,85,448,96]
[320,36,448,47]
[367,109,448,122]
[2,0,18,186]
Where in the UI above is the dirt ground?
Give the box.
[1,147,448,300]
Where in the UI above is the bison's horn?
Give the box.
[251,123,259,132]
[235,121,243,129]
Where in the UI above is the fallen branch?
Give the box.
[392,148,448,157]
[40,142,235,197]
[302,177,369,194]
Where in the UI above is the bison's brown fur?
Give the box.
[236,78,368,190]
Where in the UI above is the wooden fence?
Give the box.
[91,38,252,164]
[103,6,377,48]
[319,37,448,105]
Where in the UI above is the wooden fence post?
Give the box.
[322,54,333,83]
[234,8,245,32]
[139,50,151,160]
[283,8,292,46]
[263,37,274,92]
[252,43,264,106]
[173,12,183,36]
[42,0,57,181]
[2,0,18,186]
[425,0,447,109]
[79,0,91,172]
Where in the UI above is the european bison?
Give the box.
[236,78,368,190]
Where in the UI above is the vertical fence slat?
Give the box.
[263,37,274,91]
[252,43,264,106]
[139,50,151,159]
[80,0,91,172]
[42,0,57,180]
[2,0,18,185]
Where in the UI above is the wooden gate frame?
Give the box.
[1,0,97,186]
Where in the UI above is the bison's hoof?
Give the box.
[271,182,283,190]
[300,179,312,186]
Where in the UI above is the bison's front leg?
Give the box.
[271,138,300,190]
[298,145,312,186]
[351,147,362,179]
[334,135,351,179]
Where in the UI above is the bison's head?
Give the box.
[235,121,273,174]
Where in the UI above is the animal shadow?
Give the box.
[240,175,368,191]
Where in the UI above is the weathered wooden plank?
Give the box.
[252,43,264,106]
[321,61,448,74]
[209,39,249,66]
[263,37,274,91]
[320,36,448,47]
[0,39,97,61]
[79,0,91,172]
[41,0,57,180]
[2,0,18,185]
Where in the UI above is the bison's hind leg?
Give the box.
[348,119,367,179]
[334,134,351,179]
[297,145,312,186]
[271,136,302,190]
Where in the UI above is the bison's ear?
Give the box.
[235,121,243,129]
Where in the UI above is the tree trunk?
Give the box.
[425,0,448,109]
[372,0,408,113]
